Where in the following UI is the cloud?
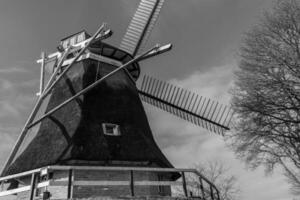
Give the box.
[0,77,37,124]
[0,79,13,90]
[169,64,236,103]
[0,132,16,171]
[144,65,294,200]
[0,70,38,172]
[119,0,138,14]
[0,100,20,117]
[144,64,235,148]
[0,66,29,74]
[145,64,235,163]
[0,67,41,196]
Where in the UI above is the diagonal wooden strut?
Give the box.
[1,23,108,176]
[27,45,161,129]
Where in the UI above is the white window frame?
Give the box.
[102,123,121,136]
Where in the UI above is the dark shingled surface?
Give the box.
[2,52,174,176]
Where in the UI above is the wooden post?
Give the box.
[210,185,214,200]
[130,170,134,197]
[67,169,73,198]
[29,173,37,200]
[181,172,188,197]
[0,181,4,192]
[39,52,46,95]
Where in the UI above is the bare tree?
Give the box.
[192,161,240,200]
[172,161,240,200]
[229,0,300,194]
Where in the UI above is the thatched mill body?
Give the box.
[0,0,232,199]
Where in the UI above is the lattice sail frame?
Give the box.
[120,0,165,56]
[138,75,233,135]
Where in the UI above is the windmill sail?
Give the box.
[138,75,233,135]
[119,0,165,56]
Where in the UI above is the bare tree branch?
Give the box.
[192,161,240,200]
[229,0,300,195]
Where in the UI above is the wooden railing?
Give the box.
[0,165,220,200]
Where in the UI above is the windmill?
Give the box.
[0,0,232,200]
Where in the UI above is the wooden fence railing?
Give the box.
[0,165,220,200]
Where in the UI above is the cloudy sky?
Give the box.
[0,0,294,199]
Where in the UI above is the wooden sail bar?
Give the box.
[139,75,233,135]
[120,0,166,56]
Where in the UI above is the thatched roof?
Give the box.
[2,45,174,177]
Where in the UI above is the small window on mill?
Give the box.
[102,123,121,136]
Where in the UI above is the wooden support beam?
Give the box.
[0,168,42,182]
[181,172,188,197]
[0,181,4,192]
[67,169,73,199]
[0,185,31,197]
[29,173,37,200]
[73,181,129,186]
[134,181,182,186]
[130,170,134,197]
[72,180,182,186]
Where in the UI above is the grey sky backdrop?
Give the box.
[0,0,294,199]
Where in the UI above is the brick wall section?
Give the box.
[73,170,171,199]
[75,170,130,181]
[51,197,197,200]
